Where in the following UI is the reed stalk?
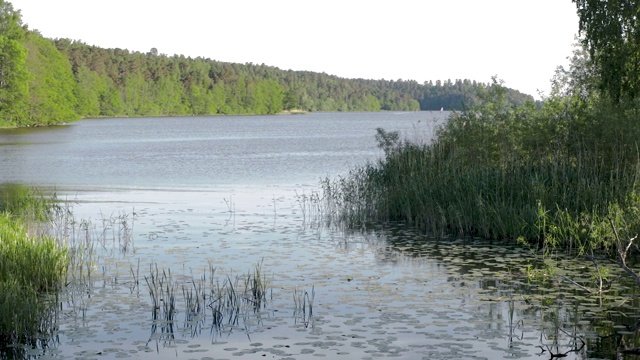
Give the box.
[144,261,274,340]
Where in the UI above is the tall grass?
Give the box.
[0,184,55,222]
[0,187,69,349]
[323,82,640,255]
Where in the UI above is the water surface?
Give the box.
[0,112,632,359]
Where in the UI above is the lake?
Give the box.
[0,112,635,359]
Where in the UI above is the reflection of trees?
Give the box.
[587,309,640,358]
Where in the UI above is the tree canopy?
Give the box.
[0,0,29,126]
[574,0,640,102]
[0,0,534,127]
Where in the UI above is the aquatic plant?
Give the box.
[145,264,178,339]
[144,261,273,343]
[0,194,139,357]
[323,82,640,250]
[293,285,315,327]
[321,80,640,315]
[294,189,324,224]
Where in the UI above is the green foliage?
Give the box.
[48,40,533,119]
[0,1,536,126]
[324,79,640,256]
[363,94,382,111]
[0,0,23,42]
[74,65,101,116]
[574,0,640,102]
[23,31,79,125]
[0,34,29,127]
[0,1,29,127]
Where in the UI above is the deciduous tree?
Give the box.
[0,0,28,126]
[573,0,640,102]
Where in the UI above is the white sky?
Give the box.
[9,0,579,99]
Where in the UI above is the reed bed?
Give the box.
[293,285,315,327]
[323,87,640,256]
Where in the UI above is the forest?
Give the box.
[0,1,532,127]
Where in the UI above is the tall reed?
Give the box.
[323,83,640,255]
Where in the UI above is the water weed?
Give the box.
[293,285,315,328]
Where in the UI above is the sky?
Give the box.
[9,0,579,99]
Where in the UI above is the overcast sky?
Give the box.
[9,0,579,98]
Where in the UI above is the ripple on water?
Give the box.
[27,189,632,360]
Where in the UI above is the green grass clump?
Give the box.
[323,81,640,255]
[0,207,68,347]
[0,214,68,291]
[0,183,54,222]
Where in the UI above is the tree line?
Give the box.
[0,1,533,127]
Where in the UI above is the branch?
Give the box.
[608,218,640,287]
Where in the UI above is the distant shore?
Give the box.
[279,109,308,115]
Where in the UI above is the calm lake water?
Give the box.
[0,112,636,359]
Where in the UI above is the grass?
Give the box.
[0,184,55,222]
[0,187,69,350]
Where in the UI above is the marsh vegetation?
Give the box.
[321,57,640,355]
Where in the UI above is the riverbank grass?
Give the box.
[0,191,69,347]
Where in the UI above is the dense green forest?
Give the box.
[0,1,533,127]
